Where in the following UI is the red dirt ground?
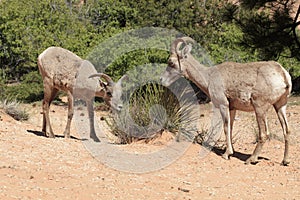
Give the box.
[1,96,299,199]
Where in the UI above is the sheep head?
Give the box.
[160,37,195,86]
[89,73,128,111]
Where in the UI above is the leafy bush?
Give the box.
[1,0,299,104]
[3,71,44,103]
[0,0,102,80]
[104,49,169,80]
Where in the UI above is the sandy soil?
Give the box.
[0,97,300,199]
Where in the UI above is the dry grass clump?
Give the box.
[0,99,29,121]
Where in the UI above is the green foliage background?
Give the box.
[0,0,299,102]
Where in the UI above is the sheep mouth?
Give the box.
[110,104,123,112]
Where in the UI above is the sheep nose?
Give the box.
[117,104,123,110]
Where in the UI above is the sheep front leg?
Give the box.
[229,109,236,143]
[87,100,100,142]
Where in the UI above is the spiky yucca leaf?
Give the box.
[107,81,199,144]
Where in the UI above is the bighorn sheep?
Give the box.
[160,37,292,165]
[38,46,126,142]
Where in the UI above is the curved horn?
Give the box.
[89,73,114,85]
[180,37,195,44]
[170,38,185,55]
[170,37,195,55]
[179,37,195,57]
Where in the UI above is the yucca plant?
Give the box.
[107,78,199,144]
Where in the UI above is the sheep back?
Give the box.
[38,46,82,91]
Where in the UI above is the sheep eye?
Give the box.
[168,60,175,68]
[106,92,112,97]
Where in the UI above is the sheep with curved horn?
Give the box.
[161,37,292,165]
[38,46,126,142]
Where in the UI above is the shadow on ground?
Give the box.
[27,130,86,141]
[211,146,269,164]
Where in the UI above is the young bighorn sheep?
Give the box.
[38,46,126,142]
[160,37,292,165]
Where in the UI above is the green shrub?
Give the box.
[3,71,43,103]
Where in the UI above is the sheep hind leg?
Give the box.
[63,91,74,138]
[42,87,58,138]
[220,105,234,160]
[274,104,290,166]
[246,104,270,165]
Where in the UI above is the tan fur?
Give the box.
[161,37,292,165]
[38,47,125,142]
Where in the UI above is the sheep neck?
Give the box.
[184,56,210,97]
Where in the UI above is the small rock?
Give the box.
[178,187,190,193]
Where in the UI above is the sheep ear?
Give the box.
[115,75,128,88]
[119,75,129,83]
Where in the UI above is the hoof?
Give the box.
[91,136,100,143]
[222,153,230,160]
[63,131,70,139]
[44,130,55,138]
[245,157,258,165]
[281,160,290,166]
